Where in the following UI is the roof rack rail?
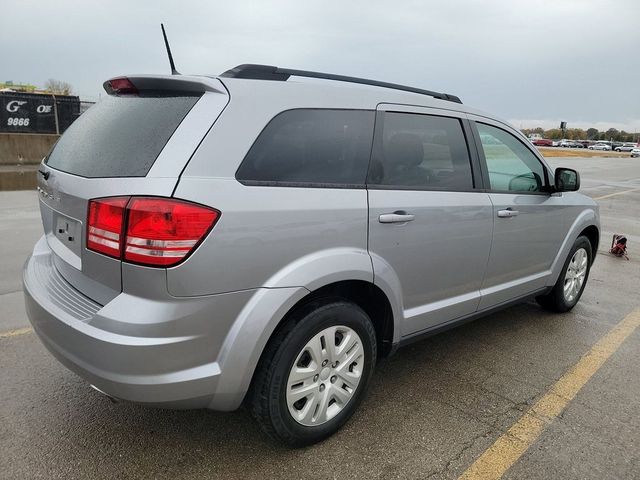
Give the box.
[220,64,462,104]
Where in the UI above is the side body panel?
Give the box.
[169,180,370,296]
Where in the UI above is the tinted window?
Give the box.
[46,95,199,177]
[477,123,547,192]
[236,109,374,186]
[368,112,473,190]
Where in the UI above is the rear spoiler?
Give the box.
[103,75,225,96]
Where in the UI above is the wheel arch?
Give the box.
[240,280,395,407]
[547,208,599,287]
[579,224,599,263]
[272,280,396,359]
[209,249,401,411]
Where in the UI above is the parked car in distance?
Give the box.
[589,143,612,151]
[23,64,601,446]
[558,140,584,148]
[631,147,640,158]
[532,138,554,147]
[615,143,638,152]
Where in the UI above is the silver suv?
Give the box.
[23,65,599,446]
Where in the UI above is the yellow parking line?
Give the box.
[0,327,33,339]
[594,187,640,200]
[458,309,640,480]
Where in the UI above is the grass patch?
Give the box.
[536,148,630,158]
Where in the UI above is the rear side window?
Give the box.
[45,95,199,178]
[368,112,473,190]
[236,109,375,186]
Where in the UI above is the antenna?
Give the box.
[161,23,180,75]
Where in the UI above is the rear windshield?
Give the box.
[45,94,199,177]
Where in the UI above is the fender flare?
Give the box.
[209,247,389,411]
[368,252,406,339]
[546,208,599,287]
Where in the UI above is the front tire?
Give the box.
[537,236,592,312]
[249,300,377,447]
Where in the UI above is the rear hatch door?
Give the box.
[37,76,229,304]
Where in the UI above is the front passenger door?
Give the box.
[472,120,569,309]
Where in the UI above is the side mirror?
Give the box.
[554,167,580,192]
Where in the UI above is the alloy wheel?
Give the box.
[564,247,588,303]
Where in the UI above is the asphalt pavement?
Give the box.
[1,157,638,479]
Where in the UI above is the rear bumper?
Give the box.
[23,236,259,409]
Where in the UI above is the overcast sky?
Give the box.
[2,0,639,131]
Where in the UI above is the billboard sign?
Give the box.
[0,92,80,134]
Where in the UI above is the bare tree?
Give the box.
[44,79,74,95]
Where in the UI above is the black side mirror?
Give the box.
[554,167,580,192]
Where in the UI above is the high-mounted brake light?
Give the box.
[87,197,219,267]
[104,77,139,96]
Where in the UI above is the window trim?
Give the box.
[234,107,376,189]
[365,109,480,193]
[236,179,366,189]
[470,120,552,196]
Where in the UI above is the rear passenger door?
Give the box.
[367,105,493,336]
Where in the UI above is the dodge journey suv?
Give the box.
[24,64,599,446]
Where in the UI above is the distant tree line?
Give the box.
[521,127,639,142]
[44,79,74,95]
[0,78,74,95]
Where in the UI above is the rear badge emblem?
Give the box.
[37,185,60,202]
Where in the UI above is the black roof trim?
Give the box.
[220,64,462,104]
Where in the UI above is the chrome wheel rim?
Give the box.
[564,248,588,303]
[286,325,364,426]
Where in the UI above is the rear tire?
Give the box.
[249,300,377,447]
[537,236,592,313]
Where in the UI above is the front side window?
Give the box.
[367,112,473,190]
[236,109,375,186]
[476,123,547,192]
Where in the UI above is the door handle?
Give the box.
[379,211,415,223]
[497,208,519,218]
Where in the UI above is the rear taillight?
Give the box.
[87,197,219,267]
[124,198,219,266]
[87,197,128,258]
